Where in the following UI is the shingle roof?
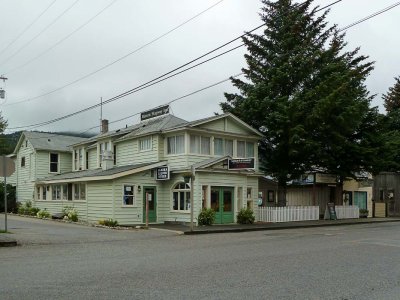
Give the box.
[23,132,88,152]
[115,114,188,142]
[38,162,161,182]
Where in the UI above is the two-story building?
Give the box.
[16,111,263,225]
[14,131,88,204]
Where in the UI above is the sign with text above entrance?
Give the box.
[140,105,170,121]
[156,166,170,180]
[228,158,255,170]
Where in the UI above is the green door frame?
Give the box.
[143,186,157,223]
[211,187,234,224]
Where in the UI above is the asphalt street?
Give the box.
[1,215,400,300]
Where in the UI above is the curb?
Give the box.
[183,219,400,235]
[0,237,18,247]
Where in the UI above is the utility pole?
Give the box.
[0,76,8,99]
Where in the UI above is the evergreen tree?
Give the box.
[221,0,377,204]
[383,76,400,113]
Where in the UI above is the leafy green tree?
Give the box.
[221,0,377,204]
[383,76,400,113]
[0,113,9,155]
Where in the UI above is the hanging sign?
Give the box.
[156,166,170,180]
[228,158,255,170]
[141,105,170,121]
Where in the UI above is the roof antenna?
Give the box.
[100,96,103,133]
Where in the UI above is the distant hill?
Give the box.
[0,130,96,155]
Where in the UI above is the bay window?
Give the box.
[167,135,185,154]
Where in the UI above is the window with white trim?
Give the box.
[167,135,185,154]
[123,185,135,205]
[73,183,86,200]
[214,138,234,156]
[50,153,59,173]
[236,141,254,158]
[225,139,233,156]
[190,135,210,155]
[21,156,26,167]
[36,186,41,200]
[98,141,111,167]
[139,137,152,151]
[43,186,48,200]
[172,182,191,211]
[52,185,62,200]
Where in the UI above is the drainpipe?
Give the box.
[190,165,195,231]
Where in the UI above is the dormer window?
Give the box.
[49,153,59,173]
[74,148,85,171]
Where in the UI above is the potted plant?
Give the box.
[359,208,369,218]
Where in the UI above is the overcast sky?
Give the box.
[0,0,399,134]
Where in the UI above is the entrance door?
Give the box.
[143,187,157,223]
[353,191,367,210]
[211,187,234,224]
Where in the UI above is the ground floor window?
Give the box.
[52,185,62,200]
[123,185,135,205]
[172,182,190,211]
[73,183,86,200]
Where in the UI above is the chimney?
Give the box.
[101,119,109,134]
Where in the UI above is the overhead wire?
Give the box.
[2,0,119,76]
[0,0,58,58]
[5,0,342,131]
[3,0,225,106]
[0,0,81,68]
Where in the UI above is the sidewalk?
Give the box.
[150,217,400,235]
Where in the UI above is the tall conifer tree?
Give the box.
[221,0,376,204]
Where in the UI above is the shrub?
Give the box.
[99,218,118,227]
[17,201,40,216]
[198,208,216,226]
[28,207,40,216]
[62,206,78,222]
[37,209,51,219]
[237,208,255,224]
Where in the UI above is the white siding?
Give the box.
[16,137,35,203]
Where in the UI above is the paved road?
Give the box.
[1,215,400,300]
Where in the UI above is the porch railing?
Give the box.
[257,206,319,223]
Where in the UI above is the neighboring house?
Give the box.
[373,172,400,217]
[25,112,262,225]
[258,177,278,207]
[13,132,88,204]
[285,172,372,216]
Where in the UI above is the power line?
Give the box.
[0,0,81,68]
[4,73,243,138]
[0,0,58,58]
[4,0,342,130]
[2,0,119,76]
[3,0,225,106]
[7,43,244,130]
[339,1,400,32]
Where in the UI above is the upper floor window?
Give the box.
[74,148,85,171]
[98,141,111,167]
[190,135,210,155]
[167,135,185,154]
[236,141,254,158]
[49,153,59,173]
[21,156,26,167]
[139,137,152,151]
[214,138,234,156]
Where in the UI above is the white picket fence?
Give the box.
[335,205,359,219]
[257,206,319,223]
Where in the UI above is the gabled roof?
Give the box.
[115,114,188,143]
[37,161,166,183]
[14,131,88,154]
[164,113,263,137]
